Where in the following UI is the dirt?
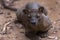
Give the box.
[0,0,60,40]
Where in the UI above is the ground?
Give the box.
[0,0,60,40]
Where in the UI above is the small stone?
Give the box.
[7,12,11,15]
[59,13,60,15]
[48,36,58,40]
[55,37,58,40]
[56,1,58,4]
[53,21,56,24]
[0,10,3,14]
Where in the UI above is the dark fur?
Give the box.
[16,3,52,38]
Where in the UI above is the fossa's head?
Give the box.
[23,2,47,25]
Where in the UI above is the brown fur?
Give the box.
[16,3,52,38]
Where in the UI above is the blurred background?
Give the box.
[0,0,60,40]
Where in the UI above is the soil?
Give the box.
[0,0,60,40]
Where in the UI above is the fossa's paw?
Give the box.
[37,31,48,38]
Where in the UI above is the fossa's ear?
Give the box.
[39,7,47,15]
[23,8,31,14]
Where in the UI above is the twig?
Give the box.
[0,19,15,35]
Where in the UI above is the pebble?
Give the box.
[48,36,58,40]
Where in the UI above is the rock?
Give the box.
[48,36,58,40]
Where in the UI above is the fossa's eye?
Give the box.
[28,15,31,18]
[28,10,31,12]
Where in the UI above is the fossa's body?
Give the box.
[16,2,52,38]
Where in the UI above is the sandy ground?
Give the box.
[0,0,60,40]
